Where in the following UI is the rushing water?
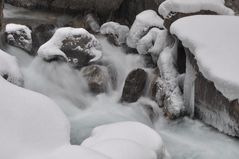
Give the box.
[3,4,239,159]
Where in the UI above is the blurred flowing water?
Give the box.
[3,4,239,159]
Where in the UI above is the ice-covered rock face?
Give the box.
[5,23,32,53]
[37,27,102,68]
[100,22,129,46]
[127,10,164,49]
[0,49,23,86]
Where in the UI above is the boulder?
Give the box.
[37,27,102,68]
[5,23,32,53]
[121,68,147,103]
[100,22,129,46]
[81,65,111,94]
[163,10,218,30]
[31,24,56,54]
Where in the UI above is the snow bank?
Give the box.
[38,27,102,62]
[82,121,170,159]
[0,49,23,86]
[100,22,129,45]
[158,0,234,18]
[171,15,239,101]
[5,23,32,52]
[127,10,164,48]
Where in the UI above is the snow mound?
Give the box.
[171,15,239,101]
[158,0,234,18]
[82,121,170,159]
[127,10,164,48]
[5,23,32,52]
[38,27,102,62]
[0,49,23,86]
[100,22,129,45]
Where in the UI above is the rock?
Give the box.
[225,0,239,14]
[163,10,218,30]
[66,13,100,33]
[31,24,56,54]
[5,23,32,53]
[37,27,102,68]
[81,65,111,94]
[117,0,160,25]
[6,0,124,20]
[121,68,147,103]
[100,22,129,46]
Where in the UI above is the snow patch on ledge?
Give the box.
[171,15,239,101]
[158,0,234,18]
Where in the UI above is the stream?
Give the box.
[3,4,239,159]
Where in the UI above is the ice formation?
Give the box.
[137,28,169,63]
[158,0,234,18]
[37,27,102,62]
[157,40,185,118]
[171,15,239,101]
[100,22,129,45]
[127,10,164,48]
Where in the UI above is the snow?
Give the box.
[171,15,239,101]
[5,23,32,39]
[158,0,234,18]
[127,10,164,48]
[82,121,170,159]
[100,22,129,45]
[5,23,32,52]
[0,49,23,86]
[37,27,102,62]
[157,40,185,118]
[137,28,169,63]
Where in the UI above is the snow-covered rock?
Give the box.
[137,28,169,63]
[5,23,32,53]
[157,40,185,119]
[171,15,239,101]
[127,10,164,49]
[100,22,129,46]
[158,0,234,18]
[0,49,23,86]
[38,27,102,68]
[82,121,170,159]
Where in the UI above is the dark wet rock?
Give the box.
[163,10,218,30]
[225,0,239,14]
[121,68,147,103]
[81,65,111,94]
[60,35,100,68]
[31,24,56,54]
[5,23,32,53]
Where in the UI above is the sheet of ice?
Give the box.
[37,27,102,61]
[158,0,234,18]
[82,121,170,159]
[171,15,239,101]
[100,22,129,45]
[0,49,23,86]
[127,10,164,48]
